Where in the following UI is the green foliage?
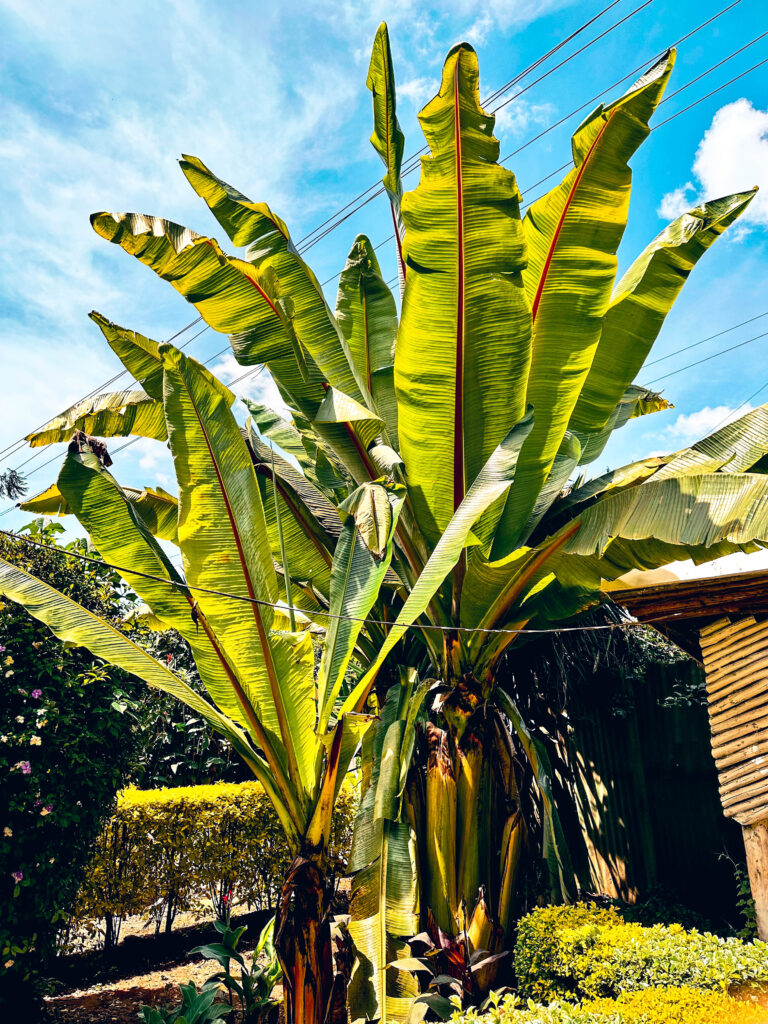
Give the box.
[450,986,768,1023]
[73,779,357,942]
[191,914,282,1022]
[138,981,232,1024]
[733,863,759,942]
[514,904,768,1003]
[0,524,141,1009]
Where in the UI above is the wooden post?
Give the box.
[743,820,768,940]
[699,617,768,938]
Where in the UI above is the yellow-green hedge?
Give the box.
[514,904,768,1003]
[451,986,768,1024]
[72,779,357,941]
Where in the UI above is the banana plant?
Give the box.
[0,334,415,1024]
[15,21,767,1024]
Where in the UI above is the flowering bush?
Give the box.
[0,526,141,1011]
[514,904,768,1003]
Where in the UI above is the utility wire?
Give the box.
[297,0,659,255]
[646,330,768,384]
[0,526,675,637]
[321,0,751,289]
[295,0,631,251]
[645,312,768,367]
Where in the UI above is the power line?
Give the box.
[646,330,768,384]
[297,0,660,255]
[644,312,768,367]
[0,525,677,637]
[320,1,751,290]
[295,0,631,252]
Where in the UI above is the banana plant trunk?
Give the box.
[275,852,345,1024]
[422,675,525,956]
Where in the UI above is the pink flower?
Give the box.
[31,689,42,699]
[17,688,27,696]
[20,761,31,775]
[11,871,23,883]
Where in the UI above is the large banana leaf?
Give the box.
[652,403,768,480]
[180,155,368,404]
[317,480,405,732]
[493,51,675,557]
[27,389,165,447]
[341,410,534,714]
[570,190,757,434]
[90,215,329,424]
[348,671,424,1024]
[161,344,316,809]
[56,451,267,737]
[336,235,399,447]
[366,22,406,291]
[395,43,532,545]
[20,481,179,543]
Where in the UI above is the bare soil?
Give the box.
[43,908,273,1024]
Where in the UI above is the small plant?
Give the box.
[138,980,231,1024]
[191,915,282,1023]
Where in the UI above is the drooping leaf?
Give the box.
[651,402,768,480]
[26,389,166,447]
[179,155,368,403]
[20,481,179,543]
[570,189,757,434]
[348,673,422,1024]
[572,385,671,467]
[0,556,272,791]
[395,43,532,546]
[496,691,577,900]
[493,50,675,556]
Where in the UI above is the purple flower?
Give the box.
[33,799,42,808]
[20,762,31,775]
[17,688,27,696]
[0,645,6,653]
[11,871,23,883]
[31,689,42,699]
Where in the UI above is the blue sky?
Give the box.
[1,0,767,576]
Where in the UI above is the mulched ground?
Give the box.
[43,909,273,1023]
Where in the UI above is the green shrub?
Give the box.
[0,525,142,1010]
[74,778,358,941]
[514,904,768,1002]
[451,986,768,1023]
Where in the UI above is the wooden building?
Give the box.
[618,567,768,938]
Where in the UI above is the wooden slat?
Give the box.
[719,755,768,788]
[711,710,768,746]
[715,739,768,771]
[709,683,768,723]
[720,764,768,797]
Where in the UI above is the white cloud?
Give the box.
[494,99,556,140]
[398,77,437,108]
[657,182,694,220]
[658,99,768,236]
[208,355,292,418]
[665,403,752,445]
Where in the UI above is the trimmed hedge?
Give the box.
[514,904,768,1002]
[73,779,357,943]
[451,987,767,1023]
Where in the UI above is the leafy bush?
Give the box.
[451,986,768,1023]
[514,904,768,1002]
[138,981,231,1024]
[0,525,141,1009]
[74,778,358,942]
